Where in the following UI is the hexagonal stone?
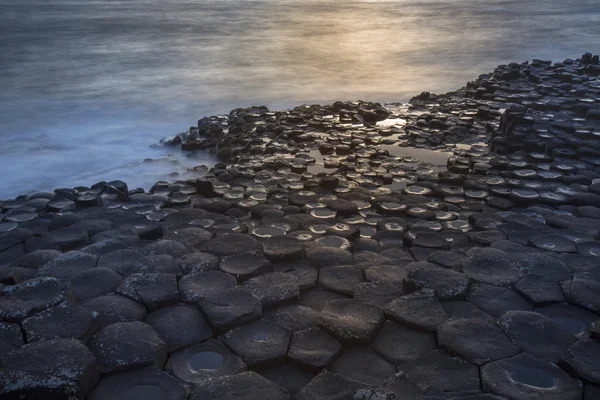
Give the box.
[498,310,576,362]
[514,252,572,282]
[0,338,99,399]
[13,249,62,269]
[88,366,188,400]
[179,271,237,303]
[481,353,583,400]
[384,289,447,332]
[141,239,191,258]
[220,250,273,282]
[306,246,353,269]
[97,248,156,275]
[41,227,88,251]
[463,248,523,286]
[263,236,306,261]
[190,371,289,400]
[318,265,363,295]
[319,299,384,346]
[467,283,532,318]
[330,347,395,386]
[243,272,301,308]
[371,320,436,365]
[201,233,263,257]
[560,339,600,385]
[71,267,123,303]
[379,374,424,399]
[0,322,24,362]
[79,238,128,256]
[21,304,99,343]
[37,250,98,278]
[296,370,367,400]
[199,287,263,333]
[562,274,600,314]
[81,294,147,326]
[260,364,316,398]
[264,304,320,331]
[300,288,349,312]
[401,350,480,394]
[0,277,73,322]
[288,327,343,372]
[353,281,405,308]
[529,233,577,253]
[437,318,519,366]
[89,321,168,374]
[404,267,470,301]
[145,304,213,353]
[273,261,318,292]
[535,303,598,338]
[165,338,247,384]
[441,300,494,322]
[177,252,220,275]
[515,274,565,305]
[220,319,291,369]
[164,227,213,248]
[117,273,179,311]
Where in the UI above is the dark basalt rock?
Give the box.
[145,304,213,353]
[189,371,290,400]
[89,321,168,375]
[117,273,180,311]
[12,249,62,269]
[263,235,306,261]
[535,303,598,338]
[401,349,480,394]
[179,270,237,303]
[201,233,263,256]
[0,322,24,362]
[243,272,301,308]
[21,304,99,344]
[219,319,291,369]
[141,239,191,258]
[384,289,447,332]
[318,265,364,295]
[0,277,73,322]
[165,339,247,384]
[305,246,353,269]
[481,353,583,400]
[264,304,320,331]
[466,283,532,318]
[260,364,316,398]
[371,320,436,365]
[273,260,319,292]
[515,274,565,305]
[330,347,395,386]
[0,338,100,399]
[560,339,600,385]
[71,267,123,302]
[462,248,523,286]
[441,300,494,322]
[318,299,384,346]
[198,287,263,332]
[37,250,98,279]
[41,227,88,251]
[88,366,188,400]
[437,318,519,365]
[404,267,470,300]
[81,294,148,327]
[288,327,343,372]
[353,281,405,308]
[295,370,368,400]
[561,274,600,314]
[219,250,273,282]
[177,252,220,274]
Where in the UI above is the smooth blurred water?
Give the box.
[1,0,599,198]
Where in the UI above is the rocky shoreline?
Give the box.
[1,53,600,399]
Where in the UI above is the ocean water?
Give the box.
[1,0,599,199]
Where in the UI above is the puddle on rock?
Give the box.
[189,351,224,371]
[508,366,557,390]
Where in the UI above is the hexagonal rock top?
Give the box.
[88,321,168,374]
[0,338,100,399]
[220,319,291,369]
[190,371,290,400]
[201,233,263,257]
[0,277,73,322]
[318,299,384,346]
[243,272,301,308]
[481,353,583,400]
[88,366,188,400]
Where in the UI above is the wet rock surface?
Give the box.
[2,52,600,398]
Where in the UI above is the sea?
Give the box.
[1,0,599,198]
